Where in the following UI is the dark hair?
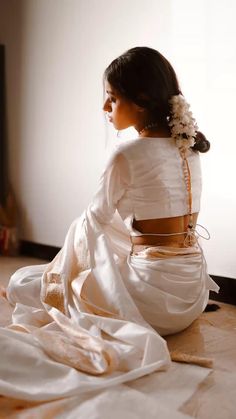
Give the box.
[104,46,210,153]
[192,131,210,153]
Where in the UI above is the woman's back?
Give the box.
[115,137,202,233]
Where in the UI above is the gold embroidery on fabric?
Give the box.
[180,149,197,247]
[42,273,66,314]
[74,234,91,273]
[80,295,121,319]
[34,330,118,375]
[42,236,92,316]
[131,245,200,259]
[8,324,29,333]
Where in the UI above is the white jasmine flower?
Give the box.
[168,94,197,152]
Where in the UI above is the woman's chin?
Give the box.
[109,120,118,130]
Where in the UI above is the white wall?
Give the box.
[0,0,172,246]
[170,0,236,278]
[0,0,235,277]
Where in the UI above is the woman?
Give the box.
[1,47,219,401]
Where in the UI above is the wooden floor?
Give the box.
[0,256,236,418]
[166,302,236,418]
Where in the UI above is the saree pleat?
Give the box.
[0,139,220,401]
[0,209,219,400]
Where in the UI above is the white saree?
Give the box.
[0,137,219,401]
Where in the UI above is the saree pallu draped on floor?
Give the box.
[0,207,218,401]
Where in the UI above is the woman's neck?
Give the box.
[135,116,171,138]
[138,126,171,138]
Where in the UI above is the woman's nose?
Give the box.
[103,98,111,112]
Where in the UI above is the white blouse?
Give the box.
[90,137,202,234]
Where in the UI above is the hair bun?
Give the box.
[192,131,210,153]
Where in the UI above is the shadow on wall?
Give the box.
[0,2,34,249]
[0,44,19,255]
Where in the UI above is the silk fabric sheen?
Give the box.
[91,137,202,231]
[0,137,218,401]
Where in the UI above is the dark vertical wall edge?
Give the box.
[0,44,7,207]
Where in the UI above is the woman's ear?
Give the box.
[133,103,145,113]
[137,107,145,112]
[134,93,149,112]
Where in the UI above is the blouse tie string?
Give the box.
[179,149,194,246]
[179,148,211,248]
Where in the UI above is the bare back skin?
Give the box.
[132,213,198,246]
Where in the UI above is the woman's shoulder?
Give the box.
[115,137,176,156]
[104,139,143,172]
[114,138,152,157]
[115,138,138,152]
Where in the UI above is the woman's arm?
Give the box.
[89,151,130,224]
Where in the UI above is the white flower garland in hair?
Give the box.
[168,94,198,152]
